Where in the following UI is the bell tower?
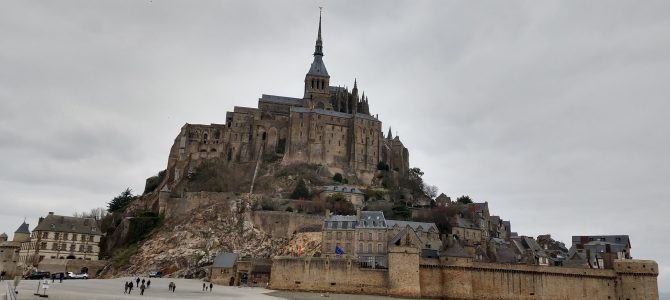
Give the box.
[303,10,331,108]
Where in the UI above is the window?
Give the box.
[377,243,382,253]
[87,246,92,253]
[359,243,363,251]
[79,245,85,252]
[368,232,372,240]
[368,243,372,253]
[40,242,47,250]
[336,232,342,239]
[378,232,383,241]
[89,235,94,242]
[70,244,75,251]
[54,233,60,240]
[346,243,351,252]
[326,232,332,239]
[64,233,69,240]
[325,243,331,251]
[346,232,352,240]
[42,232,48,239]
[359,232,363,240]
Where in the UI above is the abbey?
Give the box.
[166,15,409,186]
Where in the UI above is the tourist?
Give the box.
[128,281,134,294]
[202,282,206,291]
[140,282,146,295]
[172,282,176,293]
[136,277,140,286]
[0,270,5,281]
[141,278,145,285]
[147,279,151,288]
[209,283,213,292]
[124,281,129,294]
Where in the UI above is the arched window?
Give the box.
[311,79,314,88]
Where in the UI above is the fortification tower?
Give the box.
[13,221,30,243]
[303,11,331,108]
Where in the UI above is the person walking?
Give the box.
[128,281,134,294]
[147,279,151,289]
[209,283,213,292]
[124,281,129,294]
[202,282,206,291]
[136,277,140,286]
[172,282,176,293]
[168,282,173,292]
[140,282,146,295]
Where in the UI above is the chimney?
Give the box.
[48,212,54,215]
[38,217,45,225]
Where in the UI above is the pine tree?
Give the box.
[290,179,310,200]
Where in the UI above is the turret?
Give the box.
[13,221,31,243]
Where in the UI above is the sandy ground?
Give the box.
[10,278,416,300]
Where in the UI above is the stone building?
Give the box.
[321,211,388,267]
[0,231,21,279]
[210,252,237,286]
[386,220,442,251]
[450,215,482,244]
[19,212,102,266]
[163,13,410,193]
[319,185,365,208]
[569,235,631,269]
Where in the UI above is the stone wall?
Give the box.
[251,211,323,239]
[162,192,236,219]
[270,256,388,295]
[269,254,659,299]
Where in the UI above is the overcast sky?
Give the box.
[1,0,668,293]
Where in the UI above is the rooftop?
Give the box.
[33,214,99,235]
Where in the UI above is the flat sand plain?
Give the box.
[11,278,414,300]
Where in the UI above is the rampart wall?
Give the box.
[270,257,388,295]
[270,255,659,299]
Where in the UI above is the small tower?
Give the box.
[387,127,393,140]
[303,10,331,107]
[0,232,7,242]
[13,221,31,243]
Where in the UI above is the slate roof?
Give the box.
[468,202,489,214]
[307,55,329,77]
[386,220,438,232]
[321,185,364,194]
[571,235,631,248]
[33,214,99,235]
[259,94,303,106]
[357,211,386,229]
[212,252,238,268]
[450,217,478,229]
[442,242,470,258]
[324,215,357,230]
[15,222,30,234]
[290,107,379,121]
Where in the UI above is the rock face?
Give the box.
[106,197,323,278]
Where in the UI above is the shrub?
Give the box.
[333,173,343,183]
[285,207,294,212]
[456,195,473,204]
[290,178,310,200]
[143,170,166,194]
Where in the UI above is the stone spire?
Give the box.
[387,127,393,139]
[314,10,323,56]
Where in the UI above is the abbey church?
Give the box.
[165,14,409,187]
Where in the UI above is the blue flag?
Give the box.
[335,245,345,256]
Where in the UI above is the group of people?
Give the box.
[124,277,151,295]
[122,277,216,295]
[202,282,213,292]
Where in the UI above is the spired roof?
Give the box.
[307,11,328,77]
[15,221,30,234]
[212,252,238,268]
[33,214,99,235]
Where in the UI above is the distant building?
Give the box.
[450,215,482,244]
[320,185,365,208]
[322,214,358,256]
[568,235,631,269]
[19,212,102,266]
[0,231,22,278]
[210,252,238,286]
[386,220,442,251]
